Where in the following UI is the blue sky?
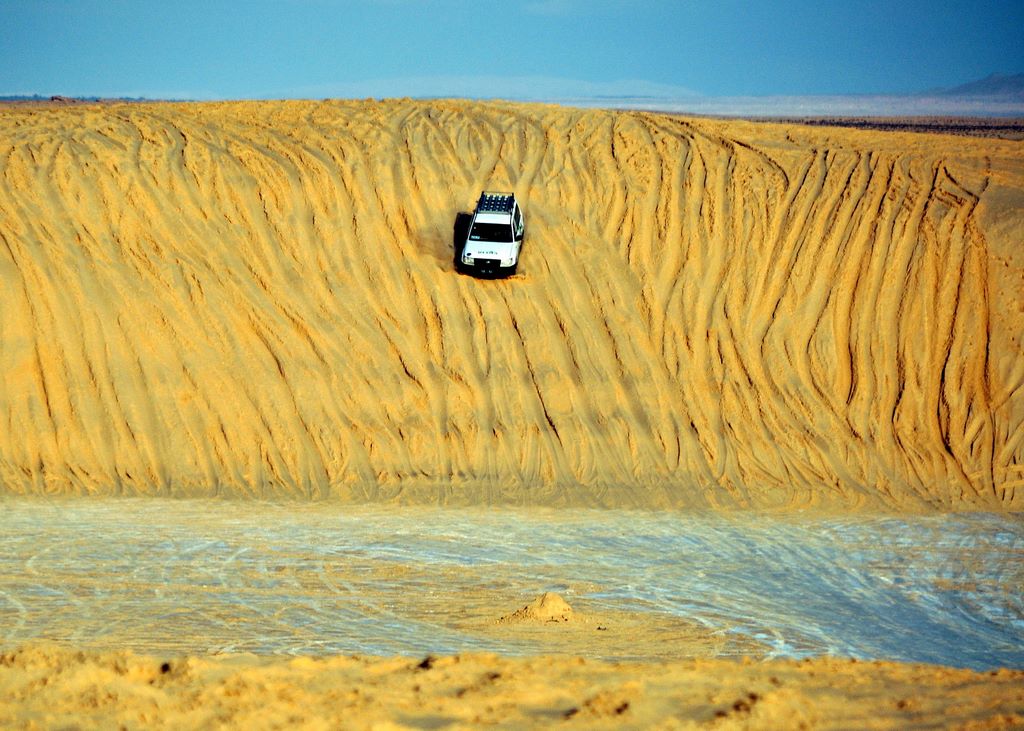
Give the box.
[1,0,1021,100]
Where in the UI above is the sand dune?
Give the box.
[0,99,1021,509]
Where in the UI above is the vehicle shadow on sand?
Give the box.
[419,211,471,273]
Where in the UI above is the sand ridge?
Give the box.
[0,99,1021,509]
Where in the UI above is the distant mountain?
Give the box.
[938,73,1024,99]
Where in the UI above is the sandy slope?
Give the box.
[1,644,1022,730]
[0,100,1021,508]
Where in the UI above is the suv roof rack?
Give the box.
[477,191,516,214]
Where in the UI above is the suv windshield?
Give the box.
[469,222,513,243]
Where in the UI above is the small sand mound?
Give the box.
[498,592,575,624]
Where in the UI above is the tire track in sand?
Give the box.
[0,100,1019,509]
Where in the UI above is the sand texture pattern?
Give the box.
[0,100,1021,508]
[1,644,1022,730]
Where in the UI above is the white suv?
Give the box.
[454,192,524,277]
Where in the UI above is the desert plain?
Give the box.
[0,99,1022,728]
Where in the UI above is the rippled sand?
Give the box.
[1,100,1022,509]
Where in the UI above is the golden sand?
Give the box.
[2,643,1021,730]
[0,99,1021,509]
